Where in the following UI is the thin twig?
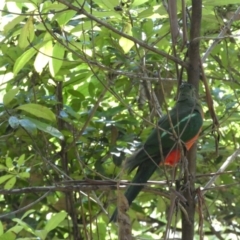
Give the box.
[201,147,240,195]
[202,6,240,62]
[0,191,51,219]
[56,0,188,68]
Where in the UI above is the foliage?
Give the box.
[0,0,240,239]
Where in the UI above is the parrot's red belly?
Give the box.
[164,130,201,166]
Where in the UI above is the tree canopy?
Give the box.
[0,0,240,239]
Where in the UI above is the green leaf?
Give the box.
[18,172,30,179]
[7,225,23,235]
[132,0,149,6]
[3,15,25,34]
[119,23,134,53]
[34,39,53,73]
[42,2,66,13]
[3,87,19,106]
[16,103,56,122]
[8,116,19,129]
[0,231,16,240]
[19,119,37,135]
[6,157,14,169]
[13,47,37,75]
[119,37,135,53]
[21,209,35,220]
[49,43,65,77]
[54,10,76,26]
[0,164,7,170]
[4,177,16,189]
[12,219,34,234]
[98,0,119,10]
[34,230,48,239]
[18,16,35,49]
[44,212,67,233]
[17,154,25,166]
[26,117,64,140]
[0,175,13,184]
[0,221,3,235]
[204,0,240,5]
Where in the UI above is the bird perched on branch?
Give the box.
[110,83,203,222]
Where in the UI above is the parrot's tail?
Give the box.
[110,163,157,222]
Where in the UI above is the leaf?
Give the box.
[18,172,30,179]
[0,231,16,240]
[55,10,76,26]
[119,23,134,53]
[34,39,53,73]
[0,164,7,170]
[88,82,95,97]
[21,209,35,220]
[18,16,35,49]
[8,116,19,129]
[132,0,149,6]
[49,43,65,77]
[34,230,48,239]
[3,87,19,106]
[0,221,3,235]
[44,212,67,232]
[3,15,25,34]
[42,2,66,13]
[7,225,23,235]
[16,104,56,122]
[99,0,119,10]
[0,175,13,184]
[19,118,37,135]
[4,177,16,189]
[204,0,240,5]
[17,154,25,166]
[13,47,37,75]
[12,219,34,234]
[6,157,14,169]
[26,117,64,140]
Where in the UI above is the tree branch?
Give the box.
[56,0,188,68]
[182,1,202,240]
[202,6,240,63]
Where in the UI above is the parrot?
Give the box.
[110,83,203,222]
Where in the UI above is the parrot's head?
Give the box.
[177,83,203,116]
[178,83,196,102]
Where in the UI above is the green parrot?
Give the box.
[110,83,203,222]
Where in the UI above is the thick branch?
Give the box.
[182,1,202,240]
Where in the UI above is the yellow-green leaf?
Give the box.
[49,43,65,76]
[0,221,3,235]
[119,23,134,53]
[13,47,37,75]
[44,212,67,233]
[21,209,35,220]
[0,174,13,184]
[26,117,64,140]
[34,40,53,73]
[0,231,16,240]
[6,157,14,169]
[17,154,25,166]
[3,87,19,106]
[18,172,30,179]
[16,103,56,122]
[3,15,25,34]
[55,10,76,26]
[4,177,16,189]
[119,37,135,54]
[0,164,7,170]
[18,16,35,49]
